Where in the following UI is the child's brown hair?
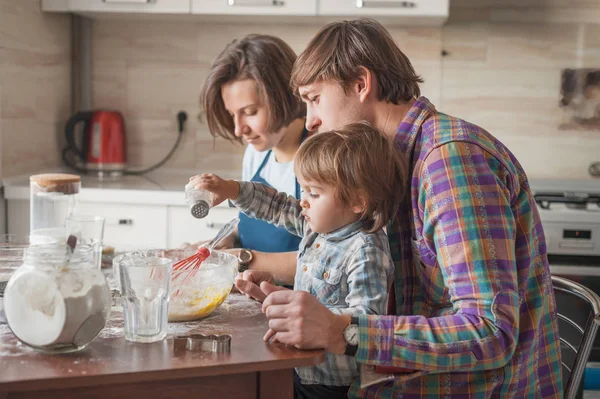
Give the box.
[294,122,407,233]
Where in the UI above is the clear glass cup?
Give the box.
[118,255,172,343]
[66,215,105,269]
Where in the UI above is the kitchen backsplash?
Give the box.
[1,0,599,180]
[0,0,71,178]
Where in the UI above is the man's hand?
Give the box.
[188,173,240,206]
[261,285,350,354]
[234,270,283,302]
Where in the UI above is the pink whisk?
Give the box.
[171,217,239,295]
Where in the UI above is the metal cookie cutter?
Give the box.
[172,334,232,353]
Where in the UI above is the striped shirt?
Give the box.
[348,97,563,398]
[233,181,394,386]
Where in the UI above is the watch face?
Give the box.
[239,249,252,264]
[344,324,359,346]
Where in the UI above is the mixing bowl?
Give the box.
[113,249,238,322]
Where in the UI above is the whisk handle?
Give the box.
[206,217,240,251]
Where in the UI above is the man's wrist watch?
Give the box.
[343,316,359,356]
[237,248,253,273]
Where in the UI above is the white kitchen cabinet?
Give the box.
[318,0,448,24]
[42,0,192,14]
[77,202,168,251]
[191,0,317,16]
[6,197,239,252]
[167,205,239,248]
[7,199,168,251]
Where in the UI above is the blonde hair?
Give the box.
[295,122,407,233]
[201,34,305,143]
[291,18,423,103]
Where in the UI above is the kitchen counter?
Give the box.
[1,168,240,206]
[0,293,325,399]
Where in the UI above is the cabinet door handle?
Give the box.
[228,0,285,7]
[103,0,156,3]
[206,221,227,229]
[356,0,416,8]
[106,219,134,226]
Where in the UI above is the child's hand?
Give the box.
[189,173,240,206]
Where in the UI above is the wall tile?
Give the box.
[0,0,71,177]
[0,0,71,55]
[2,118,63,176]
[125,118,196,169]
[125,61,208,120]
[194,138,245,174]
[91,10,600,181]
[92,61,127,111]
[443,67,562,89]
[447,7,491,23]
[2,49,71,120]
[416,65,442,108]
[491,8,600,24]
[0,81,4,179]
[387,27,441,66]
[93,20,200,62]
[496,131,600,180]
[488,23,580,68]
[442,23,489,66]
[192,23,319,64]
[583,24,600,67]
[452,0,600,8]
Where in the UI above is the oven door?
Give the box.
[550,255,600,362]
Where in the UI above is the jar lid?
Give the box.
[30,173,81,186]
[30,173,80,194]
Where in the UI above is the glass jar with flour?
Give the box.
[29,173,81,245]
[3,243,111,353]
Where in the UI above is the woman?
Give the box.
[199,34,308,268]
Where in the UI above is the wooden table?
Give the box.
[0,294,325,399]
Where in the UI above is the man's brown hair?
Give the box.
[201,34,305,143]
[295,122,406,233]
[291,18,423,103]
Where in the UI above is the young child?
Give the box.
[190,122,406,399]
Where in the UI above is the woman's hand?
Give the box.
[188,173,240,206]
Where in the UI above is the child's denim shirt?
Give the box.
[233,181,394,386]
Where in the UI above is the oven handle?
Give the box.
[550,265,600,277]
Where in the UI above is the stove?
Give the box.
[533,181,600,261]
[531,179,600,366]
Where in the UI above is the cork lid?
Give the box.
[30,173,81,186]
[30,173,81,194]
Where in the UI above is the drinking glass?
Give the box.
[66,215,105,268]
[118,256,171,343]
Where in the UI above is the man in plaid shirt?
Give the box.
[236,18,563,398]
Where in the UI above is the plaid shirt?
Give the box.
[233,181,394,386]
[348,97,563,398]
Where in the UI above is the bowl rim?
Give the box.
[113,249,238,269]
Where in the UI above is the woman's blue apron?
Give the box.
[238,129,308,252]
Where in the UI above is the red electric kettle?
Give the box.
[63,110,127,176]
